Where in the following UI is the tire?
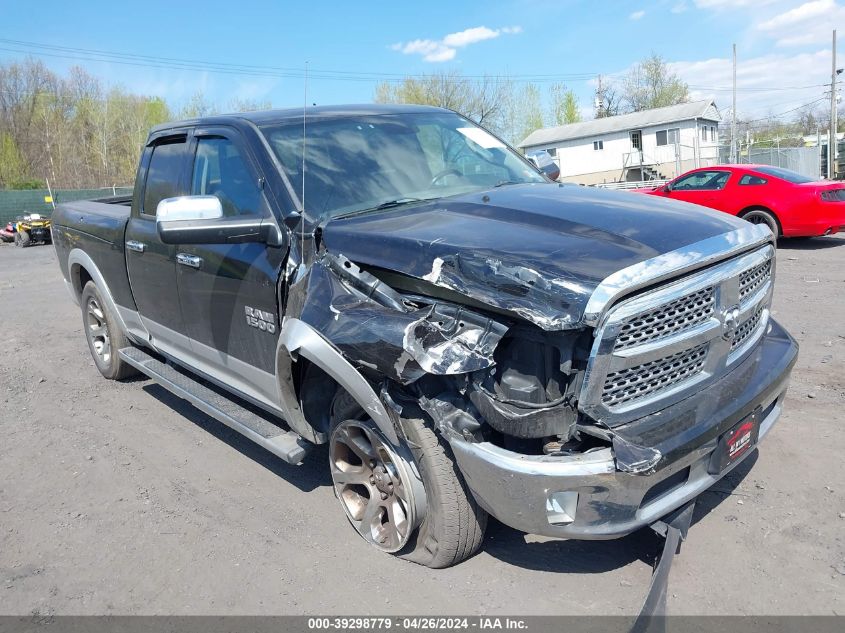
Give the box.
[741,208,780,237]
[15,231,30,248]
[329,390,487,568]
[80,281,138,380]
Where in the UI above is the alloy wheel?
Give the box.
[743,211,778,236]
[86,296,111,364]
[329,419,422,552]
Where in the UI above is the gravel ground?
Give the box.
[0,238,843,617]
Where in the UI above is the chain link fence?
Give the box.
[0,187,133,224]
[718,146,822,180]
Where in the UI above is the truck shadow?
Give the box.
[778,236,845,250]
[141,382,759,574]
[482,450,758,574]
[141,383,330,493]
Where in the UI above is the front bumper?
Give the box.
[448,318,798,539]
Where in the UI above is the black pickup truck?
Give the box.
[53,105,797,568]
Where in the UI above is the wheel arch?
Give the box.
[275,318,399,446]
[67,249,130,336]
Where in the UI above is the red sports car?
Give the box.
[641,165,845,238]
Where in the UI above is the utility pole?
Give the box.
[731,43,737,164]
[595,75,604,119]
[830,29,838,179]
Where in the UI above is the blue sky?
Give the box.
[1,0,842,120]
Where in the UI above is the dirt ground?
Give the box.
[0,237,843,617]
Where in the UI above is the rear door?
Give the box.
[175,127,288,409]
[665,169,732,211]
[125,133,193,358]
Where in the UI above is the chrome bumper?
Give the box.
[448,320,797,539]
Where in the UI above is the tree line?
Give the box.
[0,58,266,190]
[0,54,839,190]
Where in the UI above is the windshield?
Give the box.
[752,166,814,184]
[260,111,545,221]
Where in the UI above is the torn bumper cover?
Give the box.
[447,320,797,539]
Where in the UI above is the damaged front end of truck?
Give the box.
[275,205,796,541]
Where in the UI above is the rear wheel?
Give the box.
[328,390,487,568]
[741,208,780,237]
[80,281,138,380]
[15,231,30,248]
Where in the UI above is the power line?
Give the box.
[0,38,601,83]
[735,97,828,125]
[0,38,834,94]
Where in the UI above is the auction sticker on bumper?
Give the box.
[709,412,760,475]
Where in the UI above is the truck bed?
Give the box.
[52,196,136,311]
[53,197,132,246]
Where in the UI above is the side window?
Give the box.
[191,137,264,216]
[673,170,731,191]
[739,174,767,186]
[143,139,187,215]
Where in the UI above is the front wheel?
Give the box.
[14,231,30,248]
[328,391,487,568]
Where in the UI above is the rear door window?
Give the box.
[142,138,188,216]
[739,174,768,186]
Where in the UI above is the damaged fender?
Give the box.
[277,317,400,445]
[288,253,509,384]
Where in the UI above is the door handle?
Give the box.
[176,253,203,269]
[125,240,145,253]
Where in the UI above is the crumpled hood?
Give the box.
[321,183,746,330]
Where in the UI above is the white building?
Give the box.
[519,100,721,185]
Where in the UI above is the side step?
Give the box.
[118,347,310,464]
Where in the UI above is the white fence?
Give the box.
[593,179,668,191]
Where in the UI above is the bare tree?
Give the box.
[622,53,689,112]
[374,72,511,138]
[596,84,623,118]
[0,59,173,188]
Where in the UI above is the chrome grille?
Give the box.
[739,259,772,302]
[731,305,764,352]
[580,244,775,424]
[614,287,715,351]
[602,343,709,407]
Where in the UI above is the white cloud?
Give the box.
[695,0,775,8]
[391,25,522,63]
[756,0,845,47]
[670,2,688,13]
[668,49,831,117]
[630,10,646,20]
[442,26,500,48]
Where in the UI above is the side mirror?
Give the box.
[156,195,284,246]
[663,182,673,193]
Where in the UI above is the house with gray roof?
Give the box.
[519,100,721,185]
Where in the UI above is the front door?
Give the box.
[175,128,288,409]
[630,130,642,151]
[665,169,732,210]
[124,134,193,358]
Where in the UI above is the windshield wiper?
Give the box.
[331,197,431,220]
[493,180,520,188]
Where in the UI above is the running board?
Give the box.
[118,347,310,465]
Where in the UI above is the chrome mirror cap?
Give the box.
[156,195,223,222]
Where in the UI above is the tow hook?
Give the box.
[631,500,697,633]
